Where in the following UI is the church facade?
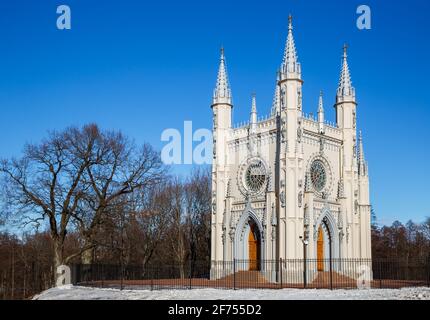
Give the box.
[210,17,372,273]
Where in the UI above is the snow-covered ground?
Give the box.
[33,285,430,300]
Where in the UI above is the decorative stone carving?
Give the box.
[271,203,277,241]
[271,203,277,226]
[337,208,343,230]
[304,204,310,226]
[319,137,325,154]
[281,117,287,143]
[304,171,312,193]
[247,135,258,156]
[212,200,216,214]
[281,88,286,109]
[222,208,227,245]
[280,180,286,208]
[213,140,217,158]
[222,208,227,228]
[261,207,267,227]
[353,111,356,129]
[213,112,217,129]
[229,228,235,242]
[226,179,232,198]
[339,229,344,241]
[212,191,216,214]
[313,223,318,240]
[297,87,302,111]
[337,178,345,199]
[240,218,250,241]
[353,137,357,158]
[229,212,235,228]
[298,191,303,208]
[267,174,274,193]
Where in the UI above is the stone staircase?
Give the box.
[310,271,357,288]
[220,270,269,283]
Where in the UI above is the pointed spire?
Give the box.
[250,93,257,134]
[318,90,325,134]
[281,15,301,78]
[271,78,281,116]
[358,130,367,176]
[318,90,324,113]
[337,44,355,101]
[251,93,257,115]
[358,131,364,161]
[213,47,232,105]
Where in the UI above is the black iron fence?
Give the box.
[0,262,54,300]
[71,258,430,290]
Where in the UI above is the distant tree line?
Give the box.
[0,124,428,299]
[371,210,430,261]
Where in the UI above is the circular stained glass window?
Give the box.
[245,161,266,193]
[310,160,326,191]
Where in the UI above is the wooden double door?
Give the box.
[317,226,324,271]
[248,223,261,271]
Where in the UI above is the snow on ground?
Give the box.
[33,285,430,300]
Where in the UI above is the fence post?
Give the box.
[427,257,430,288]
[70,264,75,286]
[379,261,383,288]
[233,259,236,290]
[120,264,124,291]
[74,264,80,286]
[101,264,104,288]
[189,257,192,290]
[329,257,333,290]
[280,258,283,289]
[304,254,307,289]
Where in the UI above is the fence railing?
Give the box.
[71,258,430,290]
[0,262,54,300]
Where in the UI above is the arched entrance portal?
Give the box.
[248,221,261,271]
[316,217,333,271]
[234,209,265,270]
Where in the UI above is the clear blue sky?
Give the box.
[0,0,429,226]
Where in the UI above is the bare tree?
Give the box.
[167,178,187,278]
[0,124,166,272]
[73,130,165,264]
[184,168,211,266]
[131,183,172,267]
[0,125,97,270]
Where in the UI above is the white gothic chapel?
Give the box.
[210,16,371,276]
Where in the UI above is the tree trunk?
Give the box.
[81,247,94,264]
[53,239,64,283]
[81,236,94,264]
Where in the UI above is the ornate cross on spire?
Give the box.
[343,43,348,57]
